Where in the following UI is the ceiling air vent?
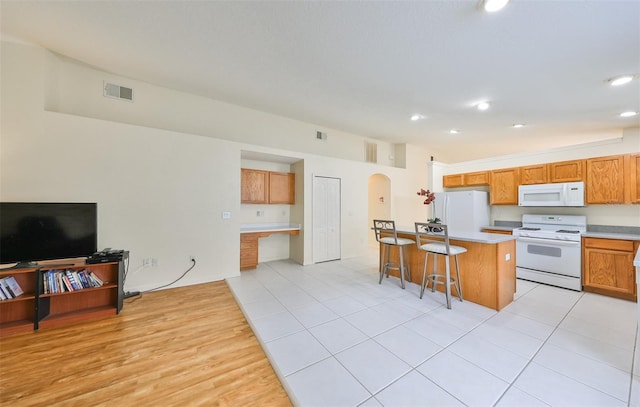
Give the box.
[365,142,377,163]
[103,81,133,102]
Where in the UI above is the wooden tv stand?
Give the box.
[0,259,124,336]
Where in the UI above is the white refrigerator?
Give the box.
[432,191,490,234]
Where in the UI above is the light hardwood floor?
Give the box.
[0,281,291,406]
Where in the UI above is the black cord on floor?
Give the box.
[142,258,197,293]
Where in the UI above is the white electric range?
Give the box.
[512,214,586,291]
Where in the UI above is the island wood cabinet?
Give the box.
[241,169,295,204]
[586,155,625,204]
[490,167,520,205]
[382,233,516,310]
[582,237,637,301]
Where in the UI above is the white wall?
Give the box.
[1,40,434,290]
[434,130,640,226]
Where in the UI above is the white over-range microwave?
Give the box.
[518,181,585,207]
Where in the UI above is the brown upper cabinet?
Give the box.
[520,164,549,185]
[586,155,625,204]
[627,153,640,204]
[241,168,295,204]
[268,172,295,204]
[490,167,520,205]
[549,159,585,183]
[443,171,489,188]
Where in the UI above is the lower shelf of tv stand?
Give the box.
[38,306,117,330]
[0,319,35,336]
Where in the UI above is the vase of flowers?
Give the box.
[417,188,442,231]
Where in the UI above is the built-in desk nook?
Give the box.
[240,223,301,270]
[379,227,516,311]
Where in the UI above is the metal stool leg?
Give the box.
[379,244,387,284]
[398,245,406,289]
[420,251,429,298]
[445,256,452,309]
[431,254,438,293]
[454,255,463,302]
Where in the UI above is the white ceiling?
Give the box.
[1,0,639,162]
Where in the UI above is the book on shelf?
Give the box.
[42,269,105,294]
[3,276,24,297]
[0,280,11,299]
[0,284,7,300]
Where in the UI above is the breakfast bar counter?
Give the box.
[381,227,516,311]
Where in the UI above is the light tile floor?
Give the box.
[227,254,638,407]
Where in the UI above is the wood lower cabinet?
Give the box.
[240,234,259,270]
[490,167,519,205]
[550,159,585,182]
[582,237,637,301]
[586,155,625,204]
[0,267,37,336]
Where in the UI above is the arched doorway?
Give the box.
[368,173,391,248]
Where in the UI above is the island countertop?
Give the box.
[394,226,516,244]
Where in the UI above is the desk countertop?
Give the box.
[240,223,301,234]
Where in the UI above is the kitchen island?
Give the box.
[380,227,516,311]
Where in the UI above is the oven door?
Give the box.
[516,236,581,277]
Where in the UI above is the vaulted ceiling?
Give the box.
[1,0,639,162]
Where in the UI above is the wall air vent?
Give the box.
[365,142,378,163]
[103,81,133,102]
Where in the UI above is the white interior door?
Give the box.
[313,176,341,263]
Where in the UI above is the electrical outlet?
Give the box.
[143,258,150,267]
[151,258,158,267]
[190,256,196,263]
[222,211,231,219]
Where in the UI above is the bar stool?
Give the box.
[414,222,466,309]
[373,220,414,289]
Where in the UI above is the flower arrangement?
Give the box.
[416,188,435,205]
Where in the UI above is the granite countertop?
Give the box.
[582,231,640,241]
[395,226,515,244]
[240,223,301,233]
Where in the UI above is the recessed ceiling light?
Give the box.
[477,101,490,111]
[512,124,525,128]
[449,129,460,134]
[619,111,638,118]
[608,75,635,86]
[478,0,509,12]
[410,114,425,121]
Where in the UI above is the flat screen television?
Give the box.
[0,202,97,267]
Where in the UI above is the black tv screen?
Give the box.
[0,202,97,266]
